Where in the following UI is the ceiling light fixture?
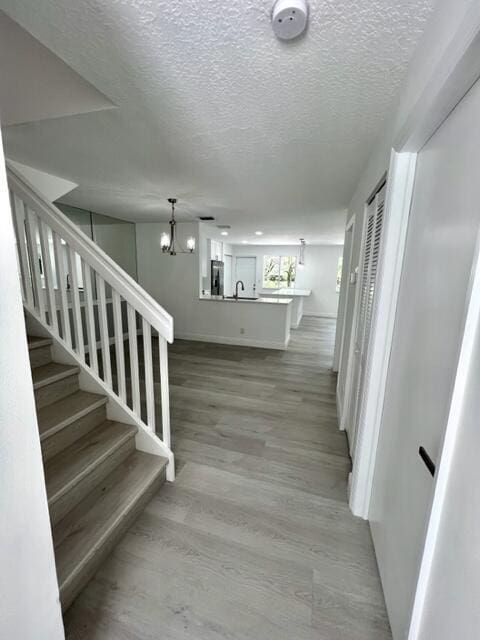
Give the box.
[221,231,229,236]
[160,198,196,255]
[298,238,306,267]
[255,231,263,236]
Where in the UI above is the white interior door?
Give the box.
[346,184,385,455]
[369,77,480,639]
[224,254,233,296]
[235,256,256,297]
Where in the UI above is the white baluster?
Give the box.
[38,221,59,334]
[67,246,85,359]
[11,193,33,306]
[112,289,126,402]
[142,319,155,432]
[159,336,171,449]
[127,304,141,416]
[82,262,99,375]
[24,207,45,320]
[52,233,72,347]
[97,274,112,386]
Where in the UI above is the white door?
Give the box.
[345,184,385,454]
[235,256,256,297]
[369,78,480,639]
[224,254,233,296]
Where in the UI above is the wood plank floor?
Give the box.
[64,317,391,639]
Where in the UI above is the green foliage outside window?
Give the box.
[263,255,297,289]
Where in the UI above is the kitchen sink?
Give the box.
[224,296,258,301]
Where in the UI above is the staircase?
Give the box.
[29,335,167,611]
[6,162,176,612]
[8,161,174,480]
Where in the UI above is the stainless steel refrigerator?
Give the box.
[211,260,224,296]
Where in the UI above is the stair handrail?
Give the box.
[6,161,173,343]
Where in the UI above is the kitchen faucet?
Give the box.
[234,280,245,300]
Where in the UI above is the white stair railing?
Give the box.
[7,162,174,479]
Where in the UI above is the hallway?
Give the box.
[64,318,390,639]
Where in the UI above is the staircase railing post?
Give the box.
[159,336,171,451]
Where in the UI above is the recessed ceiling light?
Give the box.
[241,240,248,244]
[255,231,263,236]
[221,231,228,236]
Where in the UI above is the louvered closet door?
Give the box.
[346,183,386,455]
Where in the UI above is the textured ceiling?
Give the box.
[0,0,435,244]
[0,11,114,125]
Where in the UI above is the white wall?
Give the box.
[136,221,199,336]
[136,222,291,349]
[232,244,343,317]
[0,132,64,638]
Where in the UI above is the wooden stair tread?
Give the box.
[37,390,108,440]
[54,450,167,602]
[32,362,79,389]
[25,334,170,610]
[28,335,52,350]
[45,421,137,505]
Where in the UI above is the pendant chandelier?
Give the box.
[299,238,306,267]
[160,198,196,255]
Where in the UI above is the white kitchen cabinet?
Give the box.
[210,239,223,261]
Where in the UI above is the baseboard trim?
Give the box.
[175,332,289,350]
[303,312,337,319]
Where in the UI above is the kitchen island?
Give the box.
[194,294,292,349]
[260,288,311,328]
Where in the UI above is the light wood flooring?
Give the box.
[64,317,391,639]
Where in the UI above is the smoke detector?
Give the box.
[272,0,308,41]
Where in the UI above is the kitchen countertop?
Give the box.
[199,294,292,305]
[261,288,311,297]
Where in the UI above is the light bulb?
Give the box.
[187,237,196,252]
[160,232,170,251]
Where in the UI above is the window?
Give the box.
[336,256,343,293]
[263,255,297,289]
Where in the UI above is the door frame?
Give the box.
[349,153,416,508]
[234,255,257,296]
[336,214,355,418]
[345,5,480,636]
